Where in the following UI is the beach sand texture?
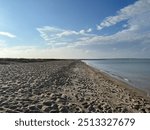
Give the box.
[0,59,150,113]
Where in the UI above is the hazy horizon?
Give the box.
[0,0,150,59]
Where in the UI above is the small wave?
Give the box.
[124,78,129,82]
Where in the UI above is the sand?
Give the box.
[0,59,150,113]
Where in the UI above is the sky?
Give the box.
[0,0,150,58]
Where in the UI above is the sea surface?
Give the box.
[83,59,150,95]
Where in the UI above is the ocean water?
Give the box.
[83,59,150,95]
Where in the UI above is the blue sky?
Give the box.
[0,0,150,58]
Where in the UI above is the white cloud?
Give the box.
[0,32,16,38]
[87,28,92,32]
[74,0,150,46]
[97,0,150,30]
[37,26,95,47]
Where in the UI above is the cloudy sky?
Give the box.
[0,0,150,58]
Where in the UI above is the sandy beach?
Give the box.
[0,59,150,113]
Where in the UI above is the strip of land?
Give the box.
[0,59,150,113]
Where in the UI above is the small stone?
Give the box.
[56,98,65,103]
[82,102,89,109]
[1,85,9,89]
[42,106,51,112]
[28,105,38,111]
[79,98,84,102]
[88,105,95,112]
[61,94,67,99]
[121,108,128,113]
[50,93,55,98]
[43,101,53,106]
[145,104,150,108]
[107,109,113,113]
[145,108,150,113]
[75,107,83,113]
[133,105,140,110]
[50,109,59,113]
[51,103,58,109]
[59,106,69,113]
[85,97,90,101]
[37,104,42,109]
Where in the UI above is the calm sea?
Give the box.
[83,59,150,95]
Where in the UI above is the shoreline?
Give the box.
[82,61,150,99]
[0,59,150,113]
[82,60,150,97]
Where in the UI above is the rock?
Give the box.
[50,109,59,113]
[50,93,56,97]
[61,94,67,99]
[1,85,9,89]
[56,98,65,103]
[85,97,90,101]
[87,105,95,112]
[145,108,150,113]
[42,106,51,113]
[145,104,150,108]
[133,105,140,110]
[59,106,69,113]
[98,104,103,110]
[43,101,53,106]
[37,104,42,109]
[115,107,122,112]
[51,103,58,109]
[50,93,56,100]
[75,107,83,113]
[107,109,113,113]
[79,98,84,102]
[140,108,146,113]
[95,109,101,112]
[28,105,39,111]
[82,102,89,109]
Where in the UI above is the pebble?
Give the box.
[59,106,69,113]
[42,106,51,112]
[50,109,59,113]
[28,105,39,111]
[82,102,89,109]
[87,105,95,112]
[43,101,53,106]
[51,103,58,109]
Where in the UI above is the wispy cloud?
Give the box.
[74,0,150,47]
[0,32,16,38]
[37,26,95,47]
[97,0,150,30]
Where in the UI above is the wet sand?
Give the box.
[0,59,150,113]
